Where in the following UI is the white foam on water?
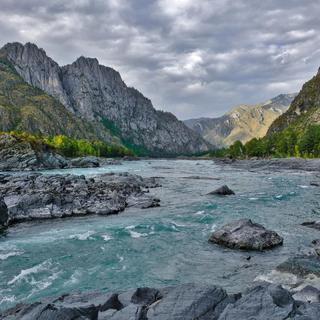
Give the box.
[0,250,23,261]
[117,254,124,262]
[195,211,205,215]
[211,224,217,232]
[8,260,53,285]
[64,270,83,286]
[69,231,95,241]
[29,270,61,291]
[129,230,148,238]
[101,234,113,242]
[125,225,136,230]
[0,295,16,304]
[298,185,309,189]
[249,197,258,201]
[275,195,283,199]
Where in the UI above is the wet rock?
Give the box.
[293,286,320,303]
[0,197,8,227]
[147,283,229,320]
[3,283,320,320]
[276,255,320,277]
[207,185,235,196]
[218,283,295,320]
[0,172,160,225]
[209,219,283,251]
[311,239,320,256]
[69,156,100,168]
[302,221,320,231]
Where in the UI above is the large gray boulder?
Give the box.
[209,219,283,251]
[218,283,295,320]
[0,197,8,227]
[147,283,229,320]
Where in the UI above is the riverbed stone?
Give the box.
[209,219,283,251]
[207,185,235,196]
[218,283,295,320]
[0,197,8,227]
[276,255,320,277]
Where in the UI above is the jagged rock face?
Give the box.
[185,94,296,147]
[0,133,69,171]
[268,69,320,135]
[1,42,210,155]
[1,42,71,110]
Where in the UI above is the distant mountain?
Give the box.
[0,42,210,156]
[184,94,297,147]
[268,69,320,136]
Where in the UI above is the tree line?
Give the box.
[209,124,320,159]
[5,131,134,158]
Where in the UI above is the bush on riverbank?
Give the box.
[1,131,134,158]
[210,124,320,159]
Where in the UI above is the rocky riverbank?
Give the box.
[1,281,320,319]
[0,133,123,171]
[0,172,160,227]
[213,157,320,172]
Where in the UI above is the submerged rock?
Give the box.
[207,185,235,196]
[0,197,8,227]
[209,219,283,251]
[276,255,320,277]
[302,221,320,231]
[0,172,160,225]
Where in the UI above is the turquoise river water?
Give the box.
[1,159,320,310]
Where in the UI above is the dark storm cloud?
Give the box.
[0,0,320,119]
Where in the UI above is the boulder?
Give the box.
[207,185,235,196]
[209,219,283,251]
[218,283,296,320]
[147,283,229,320]
[69,156,100,168]
[0,197,8,227]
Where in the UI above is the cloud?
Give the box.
[0,0,320,119]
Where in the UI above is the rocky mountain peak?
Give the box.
[0,41,210,155]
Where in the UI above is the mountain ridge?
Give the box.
[0,42,210,156]
[184,93,297,147]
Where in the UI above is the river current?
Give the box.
[1,159,320,310]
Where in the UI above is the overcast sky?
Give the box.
[0,0,320,119]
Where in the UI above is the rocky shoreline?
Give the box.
[0,172,160,227]
[213,157,320,172]
[1,281,320,319]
